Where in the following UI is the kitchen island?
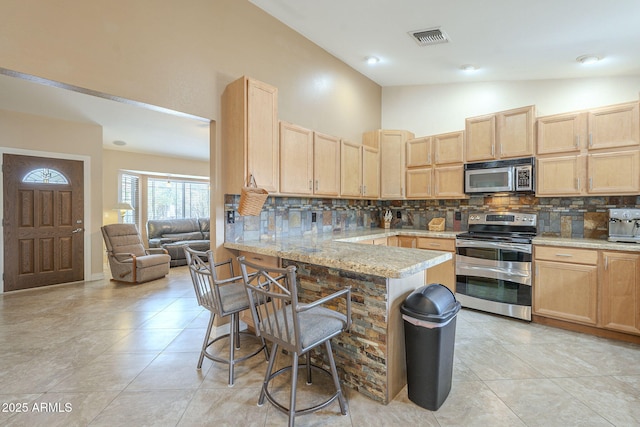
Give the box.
[224,229,453,404]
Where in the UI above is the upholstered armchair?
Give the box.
[101,224,171,283]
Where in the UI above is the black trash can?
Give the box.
[400,284,461,411]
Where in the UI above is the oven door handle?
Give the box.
[456,239,532,253]
[464,265,530,278]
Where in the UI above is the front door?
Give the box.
[3,154,84,291]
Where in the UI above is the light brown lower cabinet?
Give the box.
[416,237,456,293]
[237,251,280,330]
[534,246,598,326]
[601,251,640,335]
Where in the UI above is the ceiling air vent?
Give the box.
[409,27,450,46]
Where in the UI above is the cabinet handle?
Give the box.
[428,153,431,164]
[401,187,404,196]
[435,152,439,164]
[315,180,318,191]
[589,133,593,147]
[577,177,581,190]
[535,265,539,276]
[430,243,441,247]
[491,145,495,156]
[575,135,580,148]
[589,177,593,190]
[604,255,608,270]
[555,253,573,257]
[359,185,362,195]
[309,180,312,191]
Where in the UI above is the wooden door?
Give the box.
[279,121,313,195]
[406,136,431,167]
[534,260,598,325]
[340,140,362,197]
[588,101,640,150]
[3,154,84,291]
[246,78,279,192]
[434,165,465,198]
[536,155,585,196]
[497,105,535,158]
[601,251,640,335]
[380,130,407,198]
[313,132,340,196]
[537,112,586,155]
[362,146,380,198]
[406,168,432,199]
[433,131,464,164]
[587,150,640,194]
[465,114,496,162]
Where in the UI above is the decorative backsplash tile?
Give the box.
[224,194,640,242]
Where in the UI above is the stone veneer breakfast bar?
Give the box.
[224,230,452,404]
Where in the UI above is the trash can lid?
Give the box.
[400,284,461,323]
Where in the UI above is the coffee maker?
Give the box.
[608,208,640,243]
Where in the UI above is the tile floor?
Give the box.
[1,266,639,426]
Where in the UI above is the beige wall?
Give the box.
[383,76,640,136]
[0,0,382,282]
[0,108,103,281]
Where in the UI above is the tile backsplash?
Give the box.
[224,194,640,242]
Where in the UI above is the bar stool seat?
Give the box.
[185,247,267,386]
[239,256,352,427]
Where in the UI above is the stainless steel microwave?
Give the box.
[464,157,535,194]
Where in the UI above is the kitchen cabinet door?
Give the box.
[279,121,313,195]
[534,260,598,326]
[465,114,496,162]
[313,132,340,196]
[433,131,465,164]
[397,236,416,248]
[340,140,362,198]
[601,251,640,335]
[433,165,465,198]
[537,112,586,155]
[417,237,456,292]
[406,167,432,199]
[362,145,380,198]
[536,155,585,196]
[587,149,640,195]
[406,136,432,167]
[222,76,279,194]
[588,101,640,151]
[497,105,535,158]
[379,130,413,198]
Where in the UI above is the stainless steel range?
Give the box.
[455,211,537,321]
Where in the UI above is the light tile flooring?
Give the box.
[1,266,639,426]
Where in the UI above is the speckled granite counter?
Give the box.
[224,228,455,404]
[224,228,456,279]
[534,236,640,252]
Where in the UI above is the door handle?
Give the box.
[72,228,83,234]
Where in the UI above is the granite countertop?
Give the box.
[533,236,640,252]
[224,228,455,279]
[224,229,640,279]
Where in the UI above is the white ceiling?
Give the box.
[250,0,640,86]
[2,0,639,161]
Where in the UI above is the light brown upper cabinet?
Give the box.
[340,140,380,199]
[313,132,341,197]
[222,76,279,194]
[465,105,535,162]
[536,101,640,197]
[279,121,314,195]
[364,129,415,199]
[406,131,465,199]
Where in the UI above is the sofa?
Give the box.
[147,218,210,267]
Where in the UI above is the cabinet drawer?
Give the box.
[238,251,280,268]
[535,246,597,265]
[416,237,455,252]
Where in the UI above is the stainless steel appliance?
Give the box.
[455,211,537,321]
[464,157,534,194]
[608,208,640,243]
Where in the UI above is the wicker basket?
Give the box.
[238,176,269,216]
[428,217,445,231]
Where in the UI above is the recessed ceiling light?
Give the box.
[576,54,601,65]
[460,64,478,72]
[365,56,380,65]
[112,140,127,146]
